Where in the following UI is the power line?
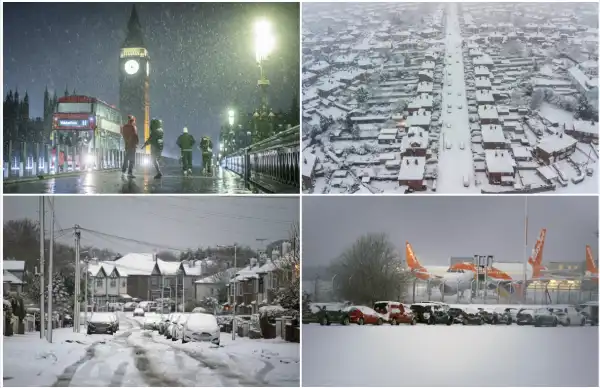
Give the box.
[80,227,188,252]
[136,197,294,225]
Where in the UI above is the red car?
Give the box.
[374,301,416,325]
[345,305,384,325]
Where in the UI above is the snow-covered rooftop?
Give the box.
[485,150,515,174]
[481,124,507,144]
[402,127,429,150]
[398,157,426,180]
[536,133,577,154]
[3,270,23,284]
[2,260,25,271]
[478,105,499,120]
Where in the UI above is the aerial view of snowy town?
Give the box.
[301,2,599,194]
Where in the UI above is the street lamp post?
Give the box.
[253,19,275,141]
[217,244,237,340]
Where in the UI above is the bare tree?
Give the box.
[530,88,544,110]
[329,233,410,305]
[273,222,300,311]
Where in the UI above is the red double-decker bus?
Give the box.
[51,95,123,170]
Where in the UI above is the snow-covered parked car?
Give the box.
[133,308,145,317]
[550,306,586,326]
[165,313,182,339]
[191,307,208,313]
[143,315,162,330]
[342,305,384,325]
[173,314,190,341]
[158,314,172,334]
[460,142,465,150]
[87,313,115,335]
[181,313,220,346]
[463,174,470,187]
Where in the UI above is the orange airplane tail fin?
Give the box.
[586,245,597,274]
[405,242,423,270]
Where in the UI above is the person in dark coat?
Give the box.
[176,127,195,176]
[143,118,165,179]
[199,136,213,175]
[121,115,139,178]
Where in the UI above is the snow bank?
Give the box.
[3,329,98,387]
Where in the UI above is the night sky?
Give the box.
[4,2,299,157]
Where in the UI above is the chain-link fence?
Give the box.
[406,278,598,305]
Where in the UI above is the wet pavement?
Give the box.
[3,166,258,194]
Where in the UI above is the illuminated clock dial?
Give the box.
[124,59,140,75]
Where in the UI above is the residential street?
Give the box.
[3,312,300,387]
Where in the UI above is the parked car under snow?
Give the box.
[181,313,220,346]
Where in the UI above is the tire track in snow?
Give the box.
[52,346,97,387]
[108,362,129,387]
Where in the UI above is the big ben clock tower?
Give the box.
[119,5,150,152]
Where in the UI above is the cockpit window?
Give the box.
[447,268,465,273]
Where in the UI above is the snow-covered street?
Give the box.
[302,324,598,387]
[437,3,478,193]
[3,313,299,387]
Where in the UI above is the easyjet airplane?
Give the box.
[534,241,598,282]
[405,229,548,297]
[405,242,476,296]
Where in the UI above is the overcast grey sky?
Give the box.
[303,196,598,266]
[4,196,299,254]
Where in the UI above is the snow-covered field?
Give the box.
[302,324,598,387]
[3,312,299,387]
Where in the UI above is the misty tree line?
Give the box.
[306,233,413,306]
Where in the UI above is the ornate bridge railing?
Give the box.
[221,125,299,193]
[2,139,176,182]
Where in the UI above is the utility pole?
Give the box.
[233,244,237,341]
[84,257,88,328]
[74,225,81,333]
[175,274,178,312]
[47,198,55,343]
[523,197,528,304]
[39,197,46,340]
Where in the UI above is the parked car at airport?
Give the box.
[550,306,586,326]
[516,308,535,325]
[449,307,482,325]
[374,301,416,325]
[316,305,352,326]
[87,313,115,335]
[534,308,558,327]
[492,308,513,325]
[578,302,598,326]
[133,308,145,317]
[181,312,220,346]
[410,303,452,325]
[343,306,384,325]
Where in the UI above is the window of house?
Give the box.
[110,279,117,287]
[121,280,126,288]
[238,284,243,296]
[272,273,279,289]
[254,279,259,293]
[258,277,264,293]
[96,278,103,287]
[229,285,234,296]
[151,277,159,287]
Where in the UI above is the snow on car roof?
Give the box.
[185,312,218,328]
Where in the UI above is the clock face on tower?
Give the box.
[124,59,140,75]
